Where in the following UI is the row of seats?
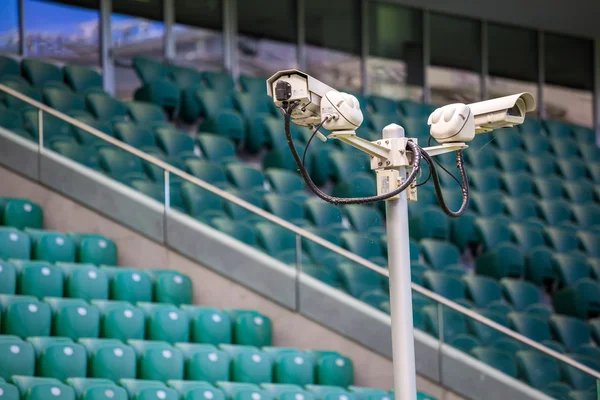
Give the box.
[0,295,268,346]
[0,335,353,387]
[0,377,438,400]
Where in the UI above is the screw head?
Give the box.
[385,140,389,144]
[378,162,382,166]
[386,161,391,165]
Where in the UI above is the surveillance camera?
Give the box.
[428,92,536,144]
[266,69,363,132]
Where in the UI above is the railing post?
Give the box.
[437,302,445,385]
[164,170,170,244]
[295,233,302,312]
[37,109,43,150]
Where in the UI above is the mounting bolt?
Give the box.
[378,162,383,166]
[385,140,389,144]
[377,141,381,145]
[400,150,405,155]
[386,161,391,165]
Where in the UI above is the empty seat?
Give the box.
[500,278,543,312]
[509,223,547,253]
[67,233,117,266]
[304,199,344,231]
[217,345,272,384]
[507,313,552,343]
[98,148,145,180]
[180,305,232,345]
[419,239,460,270]
[225,165,266,193]
[556,159,588,180]
[527,154,557,177]
[470,192,506,216]
[0,336,36,379]
[0,227,30,260]
[45,297,100,340]
[470,347,517,377]
[64,65,103,94]
[22,59,63,87]
[0,295,52,337]
[409,206,450,241]
[306,351,354,387]
[176,343,230,383]
[422,305,468,341]
[262,194,305,224]
[233,92,278,153]
[0,198,43,230]
[211,218,257,247]
[263,348,314,386]
[103,267,153,304]
[26,230,76,263]
[329,152,369,183]
[577,231,600,257]
[43,87,87,114]
[0,55,20,78]
[225,309,272,347]
[28,336,87,381]
[113,121,156,148]
[543,227,579,254]
[332,174,376,198]
[79,339,136,382]
[168,380,227,400]
[86,93,129,122]
[551,253,590,289]
[92,300,145,342]
[500,172,535,197]
[552,279,600,320]
[561,354,600,391]
[67,378,128,400]
[537,199,572,226]
[127,101,167,127]
[337,262,382,298]
[368,96,398,115]
[548,315,592,353]
[50,140,101,169]
[197,134,237,164]
[423,271,465,301]
[462,276,502,308]
[138,302,190,344]
[11,376,75,400]
[13,260,63,299]
[468,170,501,192]
[515,350,561,390]
[463,146,497,170]
[146,269,192,306]
[0,260,17,295]
[570,204,600,229]
[217,382,271,400]
[339,232,382,260]
[344,205,384,234]
[467,310,508,345]
[155,127,195,157]
[119,379,178,400]
[129,340,185,382]
[255,223,296,258]
[543,120,573,139]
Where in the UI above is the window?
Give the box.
[544,33,594,127]
[367,2,423,100]
[306,0,361,92]
[0,0,19,54]
[237,0,297,78]
[486,23,538,103]
[174,0,223,71]
[429,13,480,104]
[24,0,100,65]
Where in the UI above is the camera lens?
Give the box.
[275,80,292,102]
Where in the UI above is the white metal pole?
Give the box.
[383,124,417,400]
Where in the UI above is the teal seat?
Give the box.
[14,260,64,299]
[98,148,145,180]
[423,305,469,340]
[339,232,382,260]
[0,336,36,379]
[301,227,341,261]
[467,310,508,345]
[398,100,437,118]
[550,138,580,159]
[265,169,305,194]
[42,87,86,114]
[0,108,24,131]
[567,391,597,400]
[180,183,225,220]
[211,218,258,247]
[347,386,391,400]
[103,267,153,304]
[359,289,389,311]
[67,378,128,400]
[306,352,354,387]
[134,74,180,117]
[79,339,136,382]
[202,71,235,92]
[509,223,547,252]
[196,91,245,143]
[556,159,588,180]
[155,127,195,157]
[561,354,599,390]
[448,334,482,353]
[145,269,192,306]
[328,152,369,183]
[217,382,272,400]
[26,230,76,263]
[92,300,145,342]
[462,276,502,308]
[197,134,238,164]
[138,302,190,344]
[225,165,266,193]
[500,172,535,197]
[419,239,460,270]
[22,59,63,87]
[533,177,564,199]
[45,297,100,340]
[255,222,296,257]
[332,174,376,198]
[305,385,355,400]
[409,206,450,241]
[175,343,230,383]
[368,96,398,115]
[464,145,497,170]
[50,140,101,169]
[119,379,179,400]
[0,381,19,400]
[22,109,73,142]
[169,65,204,90]
[219,345,273,384]
[0,228,30,260]
[0,55,20,78]
[232,93,277,153]
[570,204,600,229]
[262,348,314,386]
[128,340,184,382]
[66,233,117,266]
[0,260,17,294]
[0,295,52,337]
[507,313,551,342]
[113,121,156,148]
[225,309,272,347]
[70,116,114,146]
[239,75,266,95]
[500,278,542,312]
[470,191,506,216]
[527,154,557,177]
[503,196,539,221]
[544,227,580,254]
[11,376,75,400]
[475,242,524,279]
[184,159,229,188]
[1,81,42,111]
[262,194,305,224]
[548,315,592,352]
[85,93,129,122]
[343,205,384,234]
[180,305,232,345]
[543,119,573,139]
[64,65,103,94]
[337,262,382,298]
[168,380,227,400]
[28,337,87,381]
[564,182,595,204]
[423,271,465,301]
[492,129,522,150]
[541,382,572,400]
[577,231,600,257]
[221,189,263,223]
[515,350,561,390]
[127,101,167,128]
[303,199,344,231]
[553,280,600,320]
[470,347,517,377]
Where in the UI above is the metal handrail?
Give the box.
[2,83,598,380]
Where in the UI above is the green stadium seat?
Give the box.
[475,242,524,279]
[12,260,63,299]
[22,59,63,87]
[500,172,535,197]
[11,376,76,400]
[102,267,153,304]
[255,222,296,258]
[155,127,195,157]
[63,65,103,95]
[470,192,506,216]
[211,218,258,247]
[463,146,497,169]
[343,205,384,235]
[561,354,599,390]
[175,343,230,383]
[265,168,304,194]
[368,96,398,115]
[145,269,192,306]
[548,315,592,353]
[98,148,145,180]
[336,262,382,298]
[262,194,305,224]
[217,345,272,384]
[467,309,508,345]
[491,128,521,150]
[332,174,376,198]
[0,108,24,131]
[304,352,353,387]
[0,336,36,379]
[0,260,17,295]
[50,140,101,170]
[420,239,460,270]
[262,348,314,386]
[85,93,128,122]
[239,75,266,95]
[25,230,76,263]
[567,390,597,400]
[197,134,238,164]
[398,100,436,118]
[552,279,600,320]
[66,233,117,266]
[220,189,263,223]
[119,379,179,400]
[329,152,369,183]
[0,55,19,78]
[422,305,468,341]
[202,71,235,92]
[527,154,557,177]
[217,382,272,400]
[0,294,52,337]
[184,159,229,187]
[196,92,245,143]
[127,101,167,127]
[169,65,203,90]
[544,227,581,255]
[507,313,551,342]
[44,297,100,340]
[536,199,572,226]
[449,210,477,251]
[570,204,600,229]
[129,340,184,382]
[543,119,572,139]
[0,198,43,230]
[549,137,580,158]
[541,382,572,400]
[474,218,512,250]
[179,305,231,345]
[0,228,30,260]
[225,165,266,193]
[500,278,542,312]
[532,177,563,200]
[339,232,382,259]
[232,93,278,153]
[515,350,561,390]
[0,380,19,400]
[113,121,156,148]
[168,380,227,400]
[579,145,600,164]
[565,182,595,206]
[180,184,224,221]
[137,302,190,344]
[462,276,502,308]
[70,116,115,146]
[42,87,86,114]
[78,339,136,382]
[92,300,145,341]
[470,347,517,377]
[467,170,502,192]
[509,223,547,253]
[225,309,272,347]
[303,199,344,232]
[423,271,465,301]
[448,334,482,354]
[305,385,356,400]
[133,70,180,116]
[67,378,128,400]
[577,231,600,257]
[347,386,391,400]
[28,336,87,381]
[556,159,588,180]
[1,81,42,111]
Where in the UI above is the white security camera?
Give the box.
[266,69,363,133]
[428,92,536,144]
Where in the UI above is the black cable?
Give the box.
[428,136,463,189]
[421,148,469,217]
[302,117,329,167]
[282,102,422,205]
